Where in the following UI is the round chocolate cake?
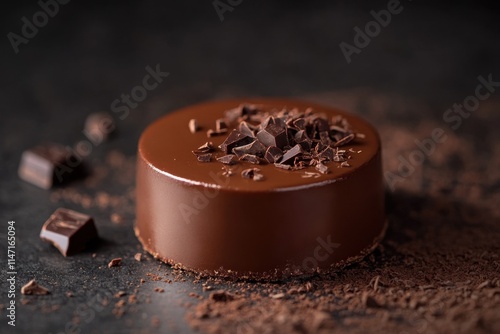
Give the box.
[135,99,386,279]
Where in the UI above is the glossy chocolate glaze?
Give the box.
[135,99,386,279]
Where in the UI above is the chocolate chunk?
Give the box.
[241,168,264,181]
[292,118,307,130]
[84,112,115,144]
[318,147,335,162]
[334,133,355,147]
[294,130,313,150]
[256,124,288,149]
[264,146,283,163]
[219,130,254,154]
[188,119,199,133]
[21,279,50,295]
[194,153,212,162]
[215,118,228,132]
[239,154,261,164]
[40,208,99,256]
[193,142,214,154]
[315,162,329,174]
[319,131,333,146]
[217,154,238,165]
[238,122,256,138]
[108,258,122,268]
[280,144,303,165]
[18,143,85,189]
[232,140,266,158]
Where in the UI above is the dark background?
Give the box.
[1,1,499,333]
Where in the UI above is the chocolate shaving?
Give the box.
[207,129,228,137]
[215,118,228,132]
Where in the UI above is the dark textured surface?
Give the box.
[1,1,499,333]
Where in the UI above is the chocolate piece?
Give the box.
[238,122,256,138]
[264,146,283,163]
[134,253,142,261]
[280,144,303,165]
[193,142,214,154]
[318,147,335,162]
[136,99,385,279]
[21,280,50,295]
[108,258,122,268]
[194,153,212,162]
[84,112,115,144]
[274,163,291,170]
[18,143,84,189]
[215,118,228,132]
[188,119,199,133]
[239,154,261,164]
[217,154,238,165]
[219,130,254,154]
[315,162,329,174]
[256,124,288,149]
[241,168,264,181]
[40,208,99,256]
[232,140,266,158]
[292,118,307,130]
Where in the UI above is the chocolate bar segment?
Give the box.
[18,143,84,189]
[40,208,99,256]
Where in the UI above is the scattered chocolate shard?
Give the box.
[292,118,307,130]
[188,119,199,134]
[193,142,214,153]
[280,144,303,165]
[318,147,335,162]
[217,154,238,165]
[319,131,332,146]
[274,163,291,170]
[264,146,283,163]
[108,258,122,268]
[293,160,308,170]
[194,153,212,162]
[341,161,351,168]
[334,133,355,147]
[241,168,264,181]
[18,143,86,189]
[219,130,254,154]
[232,140,266,158]
[209,290,235,302]
[239,154,261,164]
[40,208,99,256]
[134,253,142,262]
[302,171,321,178]
[215,118,228,132]
[21,280,50,295]
[238,121,256,138]
[356,133,366,139]
[315,162,329,174]
[256,124,288,149]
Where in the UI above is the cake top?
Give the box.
[139,99,380,191]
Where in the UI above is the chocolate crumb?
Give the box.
[21,280,50,295]
[108,258,122,268]
[216,118,228,132]
[134,253,142,262]
[194,153,212,163]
